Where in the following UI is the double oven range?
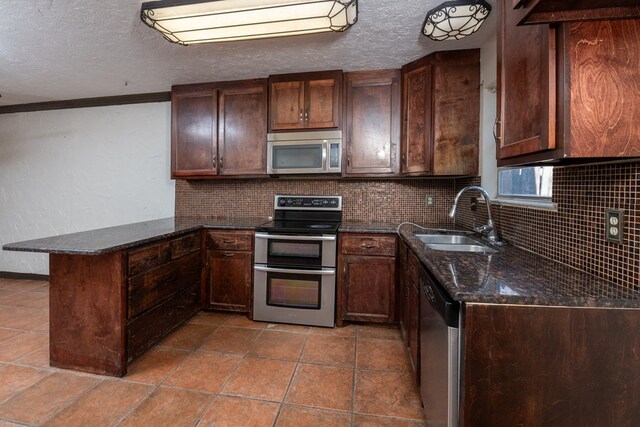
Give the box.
[253,195,342,328]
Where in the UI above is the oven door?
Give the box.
[255,233,336,268]
[253,265,336,327]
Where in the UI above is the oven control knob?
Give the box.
[278,198,286,206]
[287,199,293,205]
[323,200,329,206]
[330,199,338,206]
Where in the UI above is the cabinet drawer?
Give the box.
[341,234,397,256]
[127,284,199,361]
[128,242,171,277]
[128,252,201,319]
[206,231,253,251]
[170,233,200,259]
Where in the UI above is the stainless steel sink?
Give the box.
[415,233,498,254]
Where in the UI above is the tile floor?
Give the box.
[0,278,426,426]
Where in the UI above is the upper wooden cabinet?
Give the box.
[497,0,640,165]
[343,69,401,177]
[171,79,267,178]
[401,50,480,176]
[268,70,342,132]
[513,0,640,25]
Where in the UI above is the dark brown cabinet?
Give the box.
[397,241,420,380]
[338,234,397,323]
[171,79,267,178]
[268,70,342,131]
[513,0,640,25]
[401,49,480,176]
[343,69,401,177]
[204,230,254,313]
[498,0,640,165]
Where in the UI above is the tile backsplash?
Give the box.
[176,178,456,225]
[455,162,639,292]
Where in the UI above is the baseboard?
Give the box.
[0,271,50,281]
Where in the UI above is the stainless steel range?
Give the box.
[253,195,342,327]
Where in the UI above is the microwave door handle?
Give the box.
[322,144,328,171]
[254,265,336,275]
[255,233,336,242]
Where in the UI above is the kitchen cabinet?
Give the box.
[397,240,420,380]
[460,303,640,425]
[48,231,201,376]
[497,1,640,165]
[338,234,397,323]
[401,49,480,176]
[171,79,267,178]
[268,70,342,131]
[513,0,640,25]
[343,69,401,177]
[204,230,254,313]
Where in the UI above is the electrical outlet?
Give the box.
[606,209,624,244]
[426,195,434,206]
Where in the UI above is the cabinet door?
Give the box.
[206,250,252,313]
[306,76,341,129]
[344,70,401,177]
[341,255,395,323]
[269,81,305,131]
[218,82,268,176]
[408,279,420,379]
[402,59,432,175]
[497,0,556,159]
[172,89,218,177]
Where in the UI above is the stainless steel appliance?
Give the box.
[267,131,342,175]
[420,268,461,427]
[253,195,342,327]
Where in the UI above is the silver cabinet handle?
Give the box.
[254,265,335,275]
[254,233,336,242]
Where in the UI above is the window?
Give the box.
[498,166,553,199]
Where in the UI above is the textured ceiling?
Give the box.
[0,0,497,106]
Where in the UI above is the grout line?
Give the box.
[272,331,309,427]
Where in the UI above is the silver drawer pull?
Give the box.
[253,265,335,275]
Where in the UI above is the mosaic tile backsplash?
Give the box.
[455,162,639,292]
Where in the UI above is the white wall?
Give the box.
[0,102,175,274]
[479,35,498,196]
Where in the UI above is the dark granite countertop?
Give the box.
[398,224,640,308]
[3,217,269,255]
[338,221,400,234]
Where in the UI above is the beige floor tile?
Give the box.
[301,334,356,367]
[0,306,45,330]
[266,323,311,334]
[119,387,212,427]
[197,395,279,427]
[309,324,357,337]
[223,315,266,329]
[0,365,50,403]
[0,420,24,427]
[124,347,190,385]
[285,364,353,411]
[357,325,403,341]
[248,330,306,361]
[0,291,48,309]
[354,370,424,420]
[357,339,412,373]
[199,326,261,354]
[187,311,231,326]
[276,405,351,427]
[158,322,218,351]
[0,372,99,425]
[0,328,21,344]
[222,356,296,401]
[0,332,48,362]
[354,414,427,426]
[16,348,50,368]
[43,380,152,427]
[163,351,241,393]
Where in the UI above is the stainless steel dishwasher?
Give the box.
[420,269,461,427]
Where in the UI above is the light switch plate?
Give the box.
[606,209,624,244]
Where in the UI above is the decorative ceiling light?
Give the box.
[140,0,358,45]
[422,0,491,41]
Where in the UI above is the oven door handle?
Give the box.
[254,233,336,242]
[253,265,336,275]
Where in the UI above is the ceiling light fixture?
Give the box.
[422,0,491,41]
[140,0,358,45]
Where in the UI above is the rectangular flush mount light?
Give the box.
[140,0,358,45]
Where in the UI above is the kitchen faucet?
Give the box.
[449,186,500,243]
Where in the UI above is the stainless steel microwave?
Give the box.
[267,130,342,175]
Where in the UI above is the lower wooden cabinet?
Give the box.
[204,230,254,313]
[338,233,397,323]
[398,240,420,380]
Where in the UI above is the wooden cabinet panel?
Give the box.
[408,277,420,378]
[270,81,305,131]
[206,250,253,313]
[344,70,401,177]
[206,230,253,251]
[172,90,217,177]
[218,82,268,175]
[402,61,432,175]
[341,234,397,257]
[169,233,201,260]
[498,1,556,160]
[515,0,640,25]
[341,255,396,323]
[128,242,171,277]
[268,70,342,131]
